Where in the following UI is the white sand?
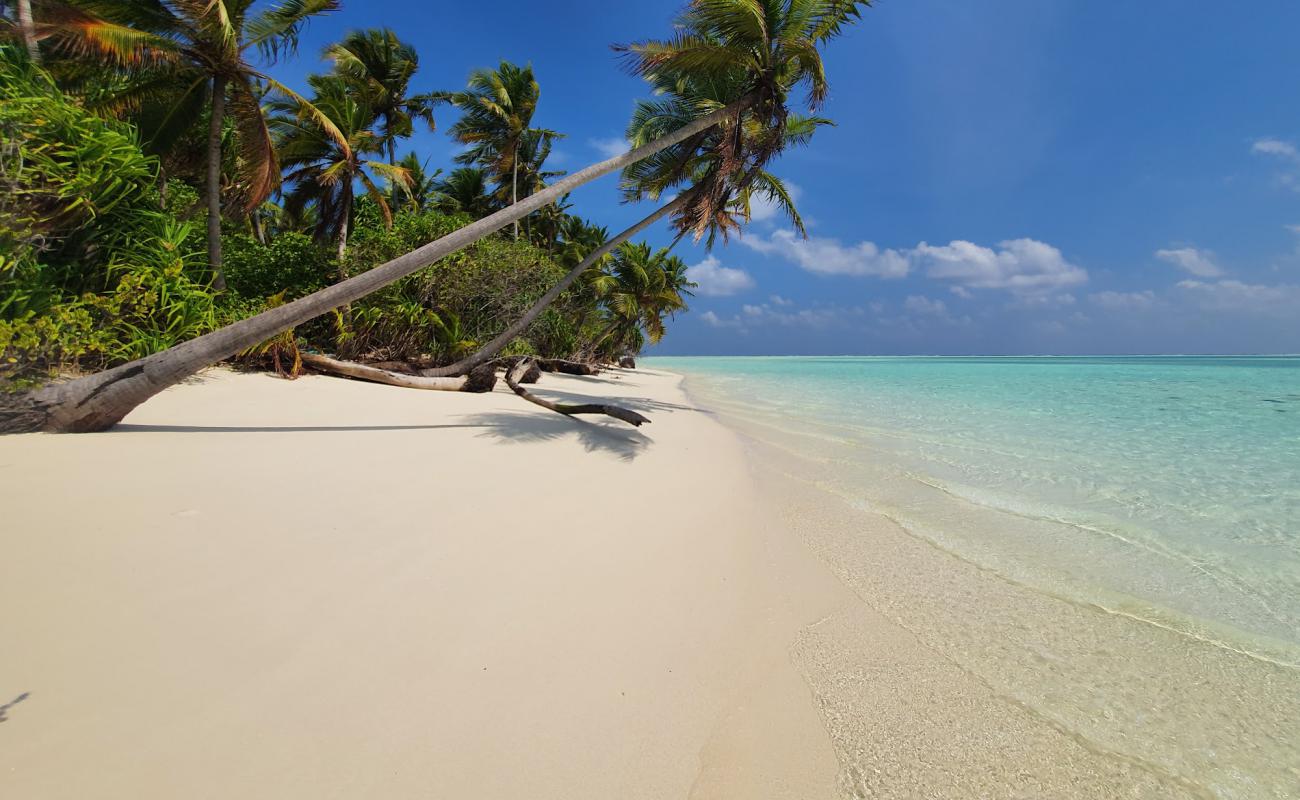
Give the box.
[0,368,845,799]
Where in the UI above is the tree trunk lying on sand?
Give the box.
[505,360,649,427]
[301,353,497,393]
[537,358,599,376]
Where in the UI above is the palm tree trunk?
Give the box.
[16,0,38,63]
[0,99,749,434]
[206,75,228,292]
[422,193,687,377]
[336,190,352,265]
[511,159,519,240]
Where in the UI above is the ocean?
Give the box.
[648,355,1300,797]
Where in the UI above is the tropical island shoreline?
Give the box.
[7,363,1285,798]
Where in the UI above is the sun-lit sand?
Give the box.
[4,365,1263,799]
[0,367,844,799]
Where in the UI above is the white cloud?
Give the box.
[739,229,911,278]
[686,256,756,297]
[1286,224,1300,235]
[1090,290,1158,310]
[769,294,794,306]
[904,295,948,316]
[747,180,803,224]
[1177,279,1300,315]
[1252,138,1300,162]
[700,301,856,332]
[589,137,630,159]
[1156,247,1225,278]
[699,310,741,329]
[914,238,1088,294]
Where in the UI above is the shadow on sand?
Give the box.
[112,409,652,461]
[0,692,30,722]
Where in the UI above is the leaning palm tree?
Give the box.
[0,0,869,433]
[39,0,339,289]
[323,27,437,165]
[421,0,855,377]
[444,60,560,238]
[272,74,409,262]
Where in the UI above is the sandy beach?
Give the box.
[0,368,847,799]
[4,366,1292,798]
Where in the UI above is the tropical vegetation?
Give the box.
[0,0,871,433]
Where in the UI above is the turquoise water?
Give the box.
[648,356,1300,665]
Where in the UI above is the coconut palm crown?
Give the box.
[615,0,868,241]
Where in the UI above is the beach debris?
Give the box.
[505,359,650,427]
[300,353,497,393]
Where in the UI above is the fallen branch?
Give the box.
[301,353,497,393]
[505,359,650,427]
[536,358,600,376]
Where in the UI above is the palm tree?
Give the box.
[272,74,409,262]
[590,244,695,359]
[41,0,340,289]
[423,0,857,376]
[389,152,441,213]
[15,0,37,61]
[433,166,497,219]
[444,60,560,238]
[324,27,437,165]
[1,1,869,433]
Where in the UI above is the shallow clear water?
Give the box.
[648,356,1300,665]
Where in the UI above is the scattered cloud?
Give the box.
[739,229,911,278]
[1007,292,1076,310]
[914,238,1088,294]
[700,301,859,332]
[903,295,948,316]
[1090,290,1158,310]
[747,180,804,224]
[686,256,756,297]
[1156,247,1225,278]
[1252,138,1300,162]
[589,136,630,159]
[769,294,794,306]
[1251,138,1300,191]
[1177,279,1300,315]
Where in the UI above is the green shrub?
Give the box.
[222,232,334,301]
[0,45,196,311]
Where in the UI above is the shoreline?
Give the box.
[669,361,1300,799]
[3,364,1296,798]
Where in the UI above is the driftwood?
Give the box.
[301,353,497,393]
[537,358,599,376]
[505,360,650,427]
[515,360,542,384]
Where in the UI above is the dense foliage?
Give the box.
[0,46,216,383]
[1,0,816,388]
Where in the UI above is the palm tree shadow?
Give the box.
[464,411,651,462]
[112,423,487,434]
[527,387,701,414]
[0,692,30,722]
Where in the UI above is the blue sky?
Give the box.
[278,0,1300,355]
